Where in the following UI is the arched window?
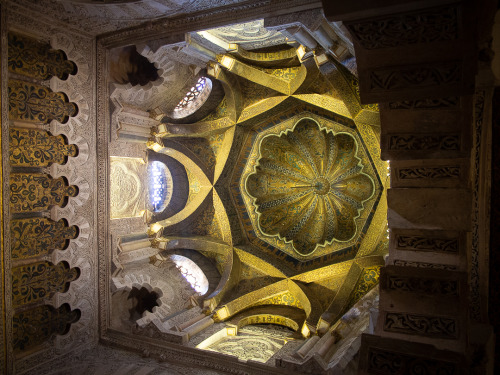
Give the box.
[148,161,173,212]
[170,255,209,295]
[171,77,212,119]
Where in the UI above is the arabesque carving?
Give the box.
[393,260,457,271]
[8,32,76,80]
[347,6,458,50]
[369,63,461,91]
[8,80,78,124]
[397,166,460,179]
[367,347,458,374]
[246,119,374,255]
[387,276,458,296]
[384,312,458,339]
[388,97,460,110]
[9,173,78,213]
[11,261,80,307]
[9,128,78,167]
[11,217,78,259]
[388,134,460,151]
[12,304,80,352]
[395,235,459,253]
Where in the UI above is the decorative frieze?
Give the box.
[386,276,458,296]
[384,312,458,339]
[366,347,459,374]
[369,63,461,92]
[388,134,460,151]
[397,166,460,180]
[388,97,460,110]
[393,260,457,271]
[347,6,459,50]
[394,234,459,253]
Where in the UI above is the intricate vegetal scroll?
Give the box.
[349,266,381,305]
[347,6,458,50]
[8,32,77,80]
[9,127,78,167]
[397,166,460,179]
[370,63,461,91]
[384,312,457,339]
[12,303,80,352]
[367,347,459,374]
[388,134,460,151]
[12,261,80,307]
[387,276,458,296]
[8,79,78,124]
[9,173,78,213]
[395,234,459,253]
[246,119,374,255]
[10,217,78,259]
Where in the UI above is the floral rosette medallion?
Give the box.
[246,119,374,256]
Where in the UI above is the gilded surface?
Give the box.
[9,173,78,213]
[11,218,78,259]
[12,304,80,352]
[117,46,388,339]
[238,109,384,264]
[8,79,77,124]
[349,266,381,305]
[11,261,79,307]
[8,32,76,80]
[9,128,77,167]
[246,118,374,255]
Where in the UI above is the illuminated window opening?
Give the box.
[170,254,209,295]
[148,161,172,212]
[171,77,212,119]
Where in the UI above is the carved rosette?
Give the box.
[246,119,374,255]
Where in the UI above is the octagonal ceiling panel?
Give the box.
[236,107,384,265]
[246,118,375,256]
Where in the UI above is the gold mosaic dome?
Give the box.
[246,119,374,256]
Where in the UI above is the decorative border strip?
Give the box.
[0,5,8,373]
[394,234,459,254]
[0,6,13,373]
[470,89,486,321]
[96,40,110,336]
[98,0,322,48]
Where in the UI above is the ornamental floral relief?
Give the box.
[246,119,374,256]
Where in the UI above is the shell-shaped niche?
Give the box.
[246,118,374,256]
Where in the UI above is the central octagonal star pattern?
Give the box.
[246,118,374,256]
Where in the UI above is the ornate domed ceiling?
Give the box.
[104,19,389,370]
[246,118,376,256]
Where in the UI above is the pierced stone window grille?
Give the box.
[148,161,173,213]
[171,77,212,119]
[170,255,209,295]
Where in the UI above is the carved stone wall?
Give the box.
[322,0,495,373]
[3,5,99,375]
